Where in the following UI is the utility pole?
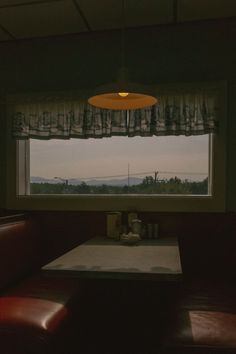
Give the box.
[128,163,130,188]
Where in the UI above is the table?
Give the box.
[43,237,182,281]
[43,237,182,353]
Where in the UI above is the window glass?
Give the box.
[30,135,209,195]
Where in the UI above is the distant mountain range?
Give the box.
[30,176,143,186]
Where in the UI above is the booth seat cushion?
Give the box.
[163,282,236,354]
[0,273,81,354]
[0,296,68,332]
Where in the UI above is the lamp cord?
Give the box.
[121,0,126,70]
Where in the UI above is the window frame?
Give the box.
[5,132,225,212]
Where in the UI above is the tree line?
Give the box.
[30,176,208,195]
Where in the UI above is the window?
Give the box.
[29,135,210,195]
[9,82,226,212]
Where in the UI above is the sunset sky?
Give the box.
[30,135,209,182]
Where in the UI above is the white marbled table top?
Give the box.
[43,237,182,281]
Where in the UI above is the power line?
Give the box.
[75,170,207,180]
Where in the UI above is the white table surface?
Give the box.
[42,237,182,281]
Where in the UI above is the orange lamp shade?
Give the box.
[88,92,157,110]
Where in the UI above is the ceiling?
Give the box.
[0,0,235,42]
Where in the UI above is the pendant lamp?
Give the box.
[88,0,157,110]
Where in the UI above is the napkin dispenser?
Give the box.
[106,212,121,240]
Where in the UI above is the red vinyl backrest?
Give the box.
[0,219,41,291]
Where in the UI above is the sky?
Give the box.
[30,135,209,182]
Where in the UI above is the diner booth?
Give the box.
[0,1,236,353]
[0,211,236,354]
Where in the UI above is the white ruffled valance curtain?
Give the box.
[12,101,128,139]
[10,86,220,139]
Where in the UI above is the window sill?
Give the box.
[8,194,225,212]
